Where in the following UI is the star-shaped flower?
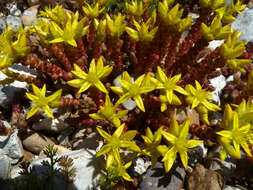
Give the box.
[151,66,188,111]
[217,105,252,160]
[89,94,128,127]
[96,124,140,168]
[67,57,113,94]
[141,127,163,167]
[26,84,62,119]
[111,71,154,112]
[185,80,221,124]
[157,118,202,172]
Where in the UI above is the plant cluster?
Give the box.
[1,0,253,187]
[7,145,76,190]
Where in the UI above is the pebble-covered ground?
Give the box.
[0,0,253,190]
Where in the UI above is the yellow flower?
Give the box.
[217,108,252,160]
[157,118,202,172]
[185,80,221,124]
[151,66,188,110]
[96,124,140,168]
[67,57,113,94]
[125,18,158,42]
[82,2,104,19]
[89,94,128,127]
[158,2,192,32]
[116,161,133,181]
[106,13,126,38]
[141,127,163,167]
[49,11,89,47]
[111,71,154,112]
[201,15,232,41]
[26,84,62,119]
[125,0,144,18]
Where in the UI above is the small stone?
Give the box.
[134,157,151,175]
[72,132,100,150]
[0,17,6,32]
[188,143,207,167]
[32,117,69,133]
[21,149,35,163]
[23,132,55,154]
[9,2,21,16]
[139,161,186,190]
[223,185,247,190]
[0,155,11,180]
[38,145,71,158]
[57,127,74,146]
[209,74,227,106]
[6,15,22,32]
[21,5,39,26]
[186,164,223,190]
[208,40,224,51]
[232,8,253,42]
[28,0,40,6]
[30,149,104,190]
[0,129,24,164]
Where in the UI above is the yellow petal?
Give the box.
[163,147,177,173]
[78,81,91,93]
[67,79,85,88]
[42,105,54,118]
[96,127,111,141]
[133,95,145,112]
[96,144,111,157]
[179,151,188,169]
[94,80,108,93]
[26,106,39,119]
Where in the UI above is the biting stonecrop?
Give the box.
[157,119,202,172]
[67,57,113,94]
[26,84,62,119]
[217,104,252,160]
[111,71,154,112]
[96,123,140,169]
[89,94,128,127]
[1,0,253,185]
[185,80,221,125]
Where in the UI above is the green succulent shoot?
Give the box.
[89,94,128,127]
[125,0,145,18]
[26,84,62,119]
[220,30,251,72]
[151,66,188,112]
[49,11,89,47]
[67,57,113,94]
[199,0,225,10]
[125,18,158,42]
[234,99,253,126]
[185,80,221,124]
[158,1,192,32]
[215,0,247,24]
[157,118,202,172]
[82,2,105,19]
[96,124,141,168]
[141,127,163,167]
[217,104,252,160]
[106,13,126,38]
[201,15,232,41]
[111,71,154,112]
[39,5,68,25]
